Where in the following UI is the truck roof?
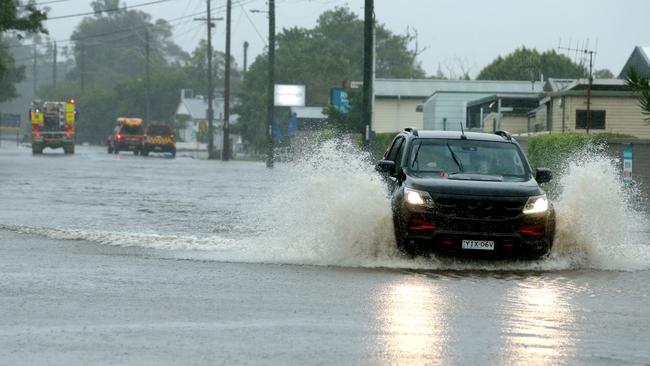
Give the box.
[117,117,143,127]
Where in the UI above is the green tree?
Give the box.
[67,1,186,90]
[477,47,586,81]
[0,0,47,102]
[0,36,26,101]
[626,67,650,123]
[182,39,241,97]
[594,69,614,79]
[235,6,425,151]
[0,0,47,34]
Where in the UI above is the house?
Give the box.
[618,46,650,79]
[465,93,540,134]
[538,78,649,137]
[421,80,543,131]
[174,89,244,155]
[372,79,447,133]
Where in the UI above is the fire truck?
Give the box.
[29,99,76,154]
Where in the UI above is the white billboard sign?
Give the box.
[274,84,305,107]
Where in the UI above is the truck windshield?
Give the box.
[408,139,530,181]
[121,125,143,135]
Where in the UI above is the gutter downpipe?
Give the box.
[560,97,566,133]
[497,97,502,131]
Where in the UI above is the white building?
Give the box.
[174,89,244,154]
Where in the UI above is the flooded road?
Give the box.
[1,144,649,365]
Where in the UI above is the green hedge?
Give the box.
[527,132,633,171]
[372,132,398,159]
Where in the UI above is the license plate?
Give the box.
[462,240,495,250]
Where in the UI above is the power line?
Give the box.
[46,0,178,20]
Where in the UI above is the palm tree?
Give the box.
[625,67,650,123]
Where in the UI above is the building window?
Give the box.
[575,110,606,129]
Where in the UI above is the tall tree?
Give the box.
[0,0,47,34]
[235,7,425,151]
[67,2,187,90]
[0,0,47,102]
[477,47,586,81]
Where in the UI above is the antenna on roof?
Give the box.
[460,122,467,140]
[558,39,596,133]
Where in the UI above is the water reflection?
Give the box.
[500,278,577,365]
[375,277,450,365]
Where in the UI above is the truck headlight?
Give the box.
[523,194,548,214]
[404,187,434,207]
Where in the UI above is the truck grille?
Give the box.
[435,197,525,220]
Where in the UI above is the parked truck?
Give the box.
[29,99,76,154]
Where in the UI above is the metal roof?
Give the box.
[372,78,542,98]
[175,97,239,124]
[466,93,541,108]
[618,46,650,78]
[290,106,326,119]
[544,78,575,92]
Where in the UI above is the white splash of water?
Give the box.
[550,151,650,271]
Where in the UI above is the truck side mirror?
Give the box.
[375,160,396,176]
[535,168,553,184]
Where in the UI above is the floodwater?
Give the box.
[1,142,649,365]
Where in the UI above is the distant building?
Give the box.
[465,93,540,134]
[369,79,543,134]
[538,78,649,138]
[421,80,543,131]
[290,106,327,132]
[174,89,244,155]
[372,79,446,133]
[618,46,650,79]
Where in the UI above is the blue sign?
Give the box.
[288,112,298,137]
[330,88,350,114]
[272,118,282,142]
[0,113,20,127]
[623,145,633,185]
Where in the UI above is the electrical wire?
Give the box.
[46,0,179,20]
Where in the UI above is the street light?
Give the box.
[250,3,275,168]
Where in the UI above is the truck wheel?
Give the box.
[108,145,113,154]
[171,149,176,158]
[64,146,75,154]
[114,147,119,155]
[134,149,139,156]
[141,149,149,156]
[32,146,42,155]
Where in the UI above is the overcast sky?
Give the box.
[39,0,650,78]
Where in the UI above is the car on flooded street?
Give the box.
[376,128,556,259]
[142,124,176,157]
[107,117,145,155]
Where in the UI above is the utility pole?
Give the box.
[80,43,85,94]
[52,41,57,89]
[266,0,275,168]
[362,0,374,147]
[195,4,223,159]
[586,50,594,133]
[222,0,232,161]
[196,0,215,159]
[32,43,37,97]
[145,27,151,123]
[243,41,249,74]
